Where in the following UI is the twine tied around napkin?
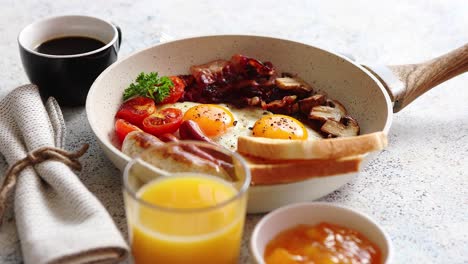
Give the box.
[0,144,89,224]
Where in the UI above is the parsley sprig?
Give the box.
[123,72,174,102]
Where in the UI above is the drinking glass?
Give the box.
[123,141,250,264]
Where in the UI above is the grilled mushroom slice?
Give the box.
[298,94,327,115]
[326,99,347,115]
[309,99,347,122]
[321,116,360,137]
[275,77,313,92]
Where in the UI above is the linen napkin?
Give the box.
[0,85,128,264]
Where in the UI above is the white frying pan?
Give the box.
[86,35,467,213]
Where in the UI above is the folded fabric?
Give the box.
[0,85,128,264]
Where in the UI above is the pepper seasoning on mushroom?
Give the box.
[309,99,360,137]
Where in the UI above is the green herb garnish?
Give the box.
[123,72,174,102]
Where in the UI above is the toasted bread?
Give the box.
[237,131,387,160]
[122,131,384,186]
[244,155,363,185]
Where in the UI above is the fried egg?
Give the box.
[252,114,308,140]
[183,104,235,137]
[161,102,322,151]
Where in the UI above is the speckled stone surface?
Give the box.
[0,0,467,263]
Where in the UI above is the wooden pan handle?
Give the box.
[387,43,468,112]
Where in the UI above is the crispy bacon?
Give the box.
[181,54,310,113]
[177,54,359,138]
[190,59,229,85]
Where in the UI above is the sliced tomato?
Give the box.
[116,96,156,126]
[142,108,183,136]
[160,76,186,104]
[115,118,142,143]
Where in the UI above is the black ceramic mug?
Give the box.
[18,15,122,106]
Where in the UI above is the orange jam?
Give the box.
[264,222,382,264]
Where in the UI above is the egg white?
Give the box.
[161,102,322,151]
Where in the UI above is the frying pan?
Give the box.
[85,35,467,213]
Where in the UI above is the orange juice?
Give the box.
[129,174,245,264]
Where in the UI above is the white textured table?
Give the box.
[0,1,467,263]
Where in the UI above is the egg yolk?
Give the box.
[252,114,308,140]
[183,104,235,137]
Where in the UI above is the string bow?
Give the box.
[0,144,89,225]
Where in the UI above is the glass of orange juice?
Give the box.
[123,141,250,264]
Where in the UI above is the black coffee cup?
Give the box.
[18,15,122,106]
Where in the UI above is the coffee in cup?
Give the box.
[18,15,122,106]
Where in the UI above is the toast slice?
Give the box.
[244,155,363,185]
[238,131,387,160]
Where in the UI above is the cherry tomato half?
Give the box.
[116,96,156,126]
[142,108,183,136]
[160,76,186,104]
[115,118,142,143]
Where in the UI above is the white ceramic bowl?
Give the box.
[251,202,392,264]
[86,35,392,213]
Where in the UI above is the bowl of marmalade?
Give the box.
[250,202,392,264]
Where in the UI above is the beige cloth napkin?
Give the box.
[0,85,128,264]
